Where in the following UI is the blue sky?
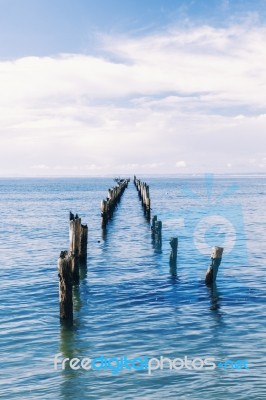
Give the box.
[1,0,265,58]
[0,1,266,176]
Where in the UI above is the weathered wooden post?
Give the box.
[154,220,162,246]
[146,198,151,219]
[140,182,144,205]
[101,200,108,228]
[205,246,224,285]
[58,250,73,323]
[144,184,150,219]
[169,237,178,265]
[58,212,88,322]
[151,215,157,239]
[69,213,81,283]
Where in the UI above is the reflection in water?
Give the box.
[207,283,224,333]
[59,323,78,400]
[101,227,107,242]
[59,323,76,363]
[208,283,220,311]
[79,260,87,282]
[73,284,82,314]
[169,260,177,276]
[1,177,264,399]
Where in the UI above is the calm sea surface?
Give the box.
[1,176,266,399]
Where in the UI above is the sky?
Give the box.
[0,0,266,176]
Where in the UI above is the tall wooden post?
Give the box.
[144,184,151,219]
[58,251,73,323]
[205,246,224,285]
[69,214,81,283]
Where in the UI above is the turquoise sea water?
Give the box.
[1,176,266,399]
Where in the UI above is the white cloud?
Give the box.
[1,23,266,175]
[176,161,187,168]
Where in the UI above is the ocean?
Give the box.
[1,176,266,399]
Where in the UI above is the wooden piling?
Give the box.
[154,220,162,246]
[101,200,108,228]
[58,212,88,322]
[169,237,178,265]
[69,213,81,283]
[58,251,73,323]
[205,246,224,285]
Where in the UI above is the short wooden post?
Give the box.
[151,215,157,239]
[58,251,73,323]
[205,246,224,285]
[169,237,178,267]
[154,220,162,245]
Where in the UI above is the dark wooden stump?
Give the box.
[169,237,178,275]
[58,251,73,323]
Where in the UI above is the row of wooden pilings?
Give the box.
[101,179,130,228]
[134,176,224,285]
[58,212,88,323]
[133,176,151,219]
[58,179,130,324]
[152,214,223,284]
[58,177,224,324]
[153,217,223,283]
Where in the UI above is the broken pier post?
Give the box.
[58,251,73,323]
[169,237,178,275]
[58,212,88,323]
[69,213,81,283]
[205,246,224,285]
